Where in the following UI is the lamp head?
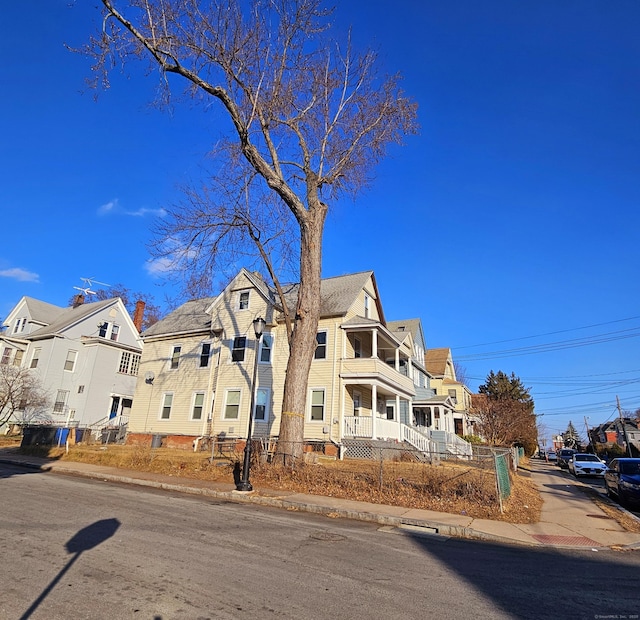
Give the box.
[253,317,266,338]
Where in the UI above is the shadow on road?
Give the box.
[406,531,640,619]
[19,518,121,620]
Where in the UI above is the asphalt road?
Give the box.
[1,463,640,620]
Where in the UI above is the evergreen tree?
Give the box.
[474,371,538,455]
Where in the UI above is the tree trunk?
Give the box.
[274,205,326,464]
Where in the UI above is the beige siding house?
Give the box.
[424,348,475,437]
[127,268,471,457]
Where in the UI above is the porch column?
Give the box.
[371,384,377,440]
[371,329,378,358]
[396,394,400,424]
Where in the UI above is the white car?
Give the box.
[568,453,607,477]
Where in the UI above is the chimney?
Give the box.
[72,294,85,308]
[133,300,146,332]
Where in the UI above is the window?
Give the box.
[200,342,211,368]
[448,389,457,405]
[353,391,361,416]
[170,345,181,369]
[64,350,78,372]
[254,388,270,421]
[354,337,361,359]
[78,385,85,394]
[238,290,250,310]
[231,336,246,362]
[30,348,41,369]
[13,350,23,367]
[259,333,273,363]
[1,347,10,365]
[310,389,325,421]
[110,324,120,341]
[364,294,370,318]
[224,390,241,419]
[160,393,173,419]
[118,351,141,375]
[192,392,205,420]
[13,317,26,334]
[98,322,108,338]
[53,390,69,414]
[314,331,327,359]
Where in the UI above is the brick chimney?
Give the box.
[72,294,85,308]
[133,300,146,332]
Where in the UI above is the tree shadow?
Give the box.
[403,531,640,619]
[19,518,121,620]
[0,447,62,479]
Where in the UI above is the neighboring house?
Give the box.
[126,268,471,457]
[424,347,474,437]
[1,295,143,430]
[591,418,640,456]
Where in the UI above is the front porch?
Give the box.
[342,415,472,458]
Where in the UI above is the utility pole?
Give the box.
[583,416,591,453]
[616,395,633,457]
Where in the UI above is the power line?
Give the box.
[454,326,640,362]
[452,315,640,350]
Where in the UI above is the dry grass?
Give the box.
[12,441,543,523]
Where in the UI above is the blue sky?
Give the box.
[1,1,639,444]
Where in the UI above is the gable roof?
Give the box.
[425,348,452,377]
[142,297,218,339]
[142,269,383,340]
[387,318,425,347]
[3,296,66,329]
[28,298,118,339]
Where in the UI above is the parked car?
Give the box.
[568,453,607,477]
[556,448,577,469]
[604,458,640,507]
[547,451,557,463]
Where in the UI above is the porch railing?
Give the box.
[343,417,471,458]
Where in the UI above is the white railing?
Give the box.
[401,424,437,456]
[343,416,373,438]
[342,417,471,459]
[429,430,472,457]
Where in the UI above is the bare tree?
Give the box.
[79,0,418,461]
[0,365,51,429]
[472,371,538,454]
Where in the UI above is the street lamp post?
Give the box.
[236,316,266,492]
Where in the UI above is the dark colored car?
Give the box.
[556,448,577,469]
[604,458,640,507]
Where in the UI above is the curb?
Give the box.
[2,456,639,551]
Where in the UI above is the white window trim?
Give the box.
[254,387,271,422]
[258,332,273,364]
[308,387,326,423]
[223,388,242,420]
[30,348,41,369]
[238,290,250,311]
[191,391,206,421]
[314,330,328,360]
[199,341,212,368]
[64,350,78,372]
[160,392,174,420]
[230,335,247,363]
[169,344,182,370]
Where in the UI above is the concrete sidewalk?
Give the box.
[2,448,639,551]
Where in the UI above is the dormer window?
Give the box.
[238,291,250,310]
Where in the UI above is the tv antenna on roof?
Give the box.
[73,277,111,297]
